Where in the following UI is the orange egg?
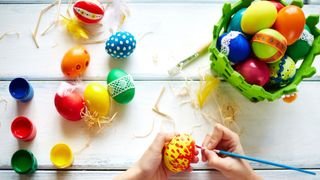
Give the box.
[61,46,90,78]
[274,5,305,45]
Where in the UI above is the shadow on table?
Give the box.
[16,100,33,116]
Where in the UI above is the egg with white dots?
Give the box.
[105,31,136,59]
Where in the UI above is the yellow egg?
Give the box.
[163,133,195,173]
[84,82,110,117]
[241,1,277,34]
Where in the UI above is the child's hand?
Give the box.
[201,124,262,180]
[115,133,199,180]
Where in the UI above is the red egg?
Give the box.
[54,90,85,121]
[73,0,104,24]
[269,0,285,12]
[274,5,305,45]
[235,58,270,86]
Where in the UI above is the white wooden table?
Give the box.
[0,1,320,179]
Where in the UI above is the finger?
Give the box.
[202,134,214,149]
[215,123,239,142]
[201,148,207,162]
[194,148,199,156]
[205,149,232,172]
[151,132,175,153]
[209,123,240,150]
[191,155,199,163]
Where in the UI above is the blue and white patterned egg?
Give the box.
[105,31,136,59]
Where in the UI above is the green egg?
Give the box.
[251,29,287,63]
[106,68,135,104]
[287,25,314,62]
[268,56,296,87]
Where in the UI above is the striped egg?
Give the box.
[163,133,195,173]
[73,0,104,24]
[105,31,136,59]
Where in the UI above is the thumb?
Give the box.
[204,149,231,172]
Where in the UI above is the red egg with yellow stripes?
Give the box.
[73,0,104,24]
[163,133,195,173]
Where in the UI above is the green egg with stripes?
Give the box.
[106,68,135,104]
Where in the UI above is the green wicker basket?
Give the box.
[210,0,320,102]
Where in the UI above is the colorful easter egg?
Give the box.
[163,133,195,173]
[106,69,135,104]
[217,31,251,64]
[227,8,246,33]
[269,0,285,12]
[105,31,136,59]
[241,1,277,35]
[274,5,305,45]
[269,56,296,87]
[54,83,85,121]
[235,58,270,86]
[84,82,110,117]
[61,46,90,78]
[73,0,104,24]
[252,29,287,63]
[287,25,314,61]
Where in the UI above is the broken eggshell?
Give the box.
[54,82,85,121]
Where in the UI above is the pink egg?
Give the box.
[269,0,285,12]
[235,58,270,86]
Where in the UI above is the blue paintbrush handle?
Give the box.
[216,150,316,176]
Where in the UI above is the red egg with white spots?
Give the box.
[163,133,195,173]
[73,0,104,24]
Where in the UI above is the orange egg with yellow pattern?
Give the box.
[163,133,195,173]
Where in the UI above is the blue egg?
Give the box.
[227,8,246,33]
[216,31,251,64]
[105,31,136,59]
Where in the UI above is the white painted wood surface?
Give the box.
[0,1,320,179]
[0,3,319,80]
[1,81,320,170]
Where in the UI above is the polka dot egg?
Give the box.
[105,31,136,59]
[268,56,296,87]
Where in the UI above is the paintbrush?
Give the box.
[195,145,316,176]
[167,42,211,76]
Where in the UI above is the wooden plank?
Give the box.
[0,4,319,80]
[0,170,319,180]
[0,81,320,169]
